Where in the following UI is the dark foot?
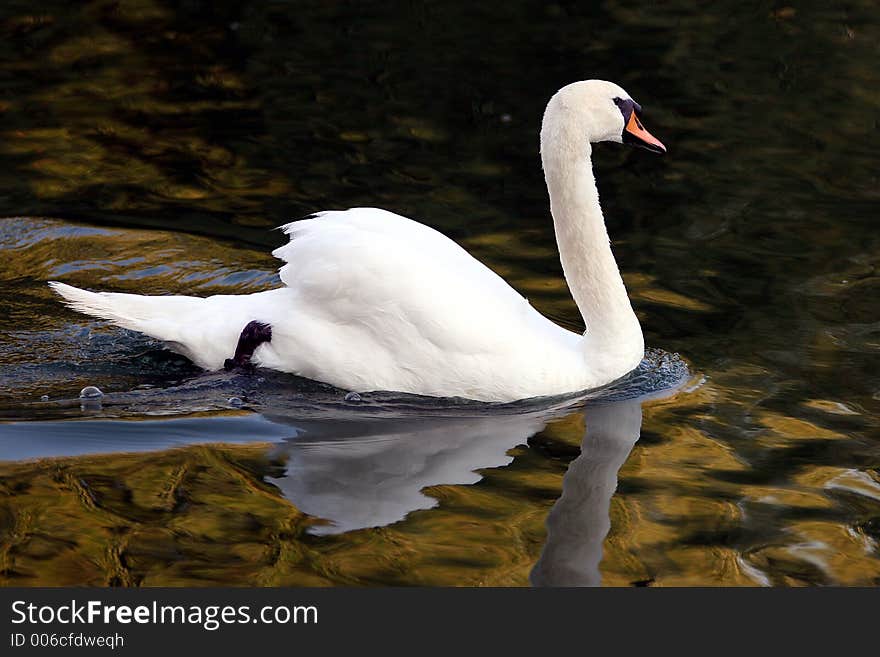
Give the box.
[224,320,272,371]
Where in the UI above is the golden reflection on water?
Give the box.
[1,370,879,586]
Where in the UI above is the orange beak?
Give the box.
[624,111,666,154]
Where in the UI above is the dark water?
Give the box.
[1,1,879,586]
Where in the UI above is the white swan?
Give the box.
[50,80,666,402]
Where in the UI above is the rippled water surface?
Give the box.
[1,1,879,586]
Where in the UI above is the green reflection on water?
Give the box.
[1,0,879,585]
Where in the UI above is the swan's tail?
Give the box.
[49,282,282,370]
[49,281,200,335]
[49,281,216,368]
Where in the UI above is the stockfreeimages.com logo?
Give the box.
[11,599,318,632]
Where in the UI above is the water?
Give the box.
[1,1,879,586]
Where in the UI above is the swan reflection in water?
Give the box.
[530,401,642,586]
[264,396,644,586]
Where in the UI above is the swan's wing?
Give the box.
[271,208,549,355]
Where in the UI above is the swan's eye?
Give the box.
[612,97,635,122]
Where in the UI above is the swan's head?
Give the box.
[541,80,666,157]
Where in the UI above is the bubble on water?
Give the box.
[344,392,362,402]
[79,386,103,413]
[79,386,104,399]
[228,396,244,407]
[40,394,49,402]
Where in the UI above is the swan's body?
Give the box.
[51,80,666,402]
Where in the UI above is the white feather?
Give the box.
[50,80,650,402]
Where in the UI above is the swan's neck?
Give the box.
[543,142,643,369]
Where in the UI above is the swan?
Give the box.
[50,80,666,402]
